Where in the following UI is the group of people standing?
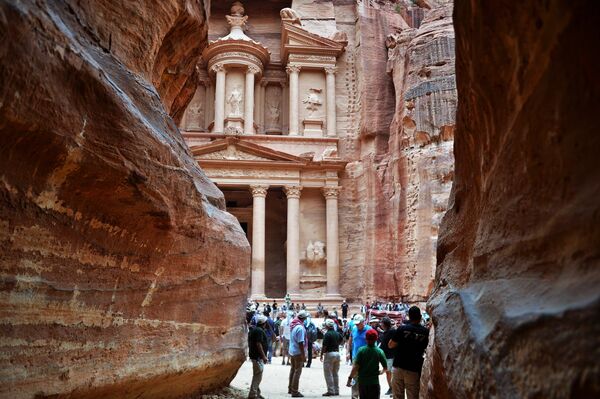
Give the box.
[245,301,429,399]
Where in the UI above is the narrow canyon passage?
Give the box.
[0,1,598,399]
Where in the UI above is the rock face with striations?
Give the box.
[424,0,600,397]
[0,1,250,398]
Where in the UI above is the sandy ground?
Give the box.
[228,354,392,399]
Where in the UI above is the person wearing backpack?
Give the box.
[304,315,318,368]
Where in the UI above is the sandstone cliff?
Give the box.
[339,0,455,302]
[423,0,600,397]
[0,1,250,398]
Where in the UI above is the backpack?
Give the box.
[307,322,318,342]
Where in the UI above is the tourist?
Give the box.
[332,307,338,318]
[301,302,306,310]
[280,311,292,365]
[379,317,396,396]
[347,329,387,399]
[263,310,276,363]
[347,314,372,398]
[388,306,429,399]
[317,302,324,317]
[305,314,318,368]
[248,314,269,399]
[341,299,349,319]
[288,310,309,397]
[320,319,343,396]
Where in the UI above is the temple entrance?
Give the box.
[265,188,287,298]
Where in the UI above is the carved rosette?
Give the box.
[322,186,341,199]
[284,185,303,199]
[250,184,269,198]
[286,65,301,75]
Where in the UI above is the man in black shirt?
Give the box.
[341,300,349,319]
[379,317,396,396]
[320,319,343,396]
[388,306,429,399]
[248,315,269,399]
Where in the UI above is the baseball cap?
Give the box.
[366,329,378,341]
[353,314,364,323]
[297,310,309,319]
[325,319,335,328]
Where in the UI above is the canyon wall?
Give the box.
[424,0,600,397]
[339,0,455,301]
[0,1,250,398]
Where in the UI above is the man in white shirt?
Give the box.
[280,311,292,365]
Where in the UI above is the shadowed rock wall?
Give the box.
[424,0,600,397]
[0,0,250,398]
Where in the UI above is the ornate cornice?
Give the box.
[284,185,303,199]
[322,186,341,199]
[250,184,269,198]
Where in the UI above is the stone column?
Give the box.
[213,64,226,133]
[244,66,258,134]
[286,65,301,136]
[250,184,269,299]
[323,186,341,297]
[203,81,212,131]
[284,185,302,296]
[325,66,337,137]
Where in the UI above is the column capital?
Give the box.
[322,186,341,199]
[250,184,269,198]
[284,185,303,199]
[286,64,301,74]
[247,65,261,75]
[211,63,226,73]
[324,66,338,75]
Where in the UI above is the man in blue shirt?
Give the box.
[346,314,372,399]
[288,310,309,397]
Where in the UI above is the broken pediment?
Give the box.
[190,138,308,164]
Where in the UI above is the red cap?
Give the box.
[366,329,378,341]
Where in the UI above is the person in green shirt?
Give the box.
[347,329,387,399]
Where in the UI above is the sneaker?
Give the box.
[323,393,335,397]
[291,394,304,398]
[385,388,392,395]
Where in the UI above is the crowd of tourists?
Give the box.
[245,298,429,399]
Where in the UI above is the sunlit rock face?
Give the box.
[0,1,250,398]
[340,0,456,301]
[424,0,600,397]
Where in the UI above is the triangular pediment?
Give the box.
[190,137,308,164]
[281,23,345,62]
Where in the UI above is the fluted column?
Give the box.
[323,186,341,296]
[286,65,301,136]
[284,185,302,296]
[213,64,226,133]
[244,66,258,134]
[250,184,269,299]
[325,66,337,137]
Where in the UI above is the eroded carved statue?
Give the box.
[306,240,326,266]
[280,8,301,26]
[266,100,281,126]
[227,85,243,116]
[303,88,322,118]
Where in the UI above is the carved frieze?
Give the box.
[202,168,297,179]
[199,146,272,161]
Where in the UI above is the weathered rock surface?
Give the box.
[0,1,249,398]
[338,0,455,301]
[424,1,600,397]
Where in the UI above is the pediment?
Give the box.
[191,137,308,164]
[281,23,345,62]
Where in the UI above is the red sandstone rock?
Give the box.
[0,1,249,398]
[424,1,600,397]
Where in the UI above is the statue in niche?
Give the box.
[303,88,322,118]
[227,85,243,116]
[306,240,326,266]
[266,99,280,126]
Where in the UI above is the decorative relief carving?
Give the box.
[211,52,261,67]
[324,66,338,75]
[250,184,269,198]
[322,186,341,199]
[200,146,272,161]
[280,8,302,26]
[284,185,303,199]
[289,55,336,63]
[303,88,323,117]
[227,85,243,116]
[226,1,248,29]
[203,168,297,179]
[306,240,326,265]
[247,65,260,75]
[224,126,243,135]
[265,85,281,129]
[186,101,204,129]
[286,64,301,74]
[211,63,225,73]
